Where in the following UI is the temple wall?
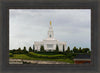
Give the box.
[34,41,67,52]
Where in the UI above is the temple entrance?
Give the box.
[47,44,53,50]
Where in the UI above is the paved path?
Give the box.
[9,59,70,64]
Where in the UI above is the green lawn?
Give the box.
[10,52,74,64]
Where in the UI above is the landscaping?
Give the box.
[10,52,74,64]
[9,46,91,64]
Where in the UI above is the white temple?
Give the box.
[34,21,67,52]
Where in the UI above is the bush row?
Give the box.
[27,52,66,59]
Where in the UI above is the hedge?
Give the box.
[27,52,66,59]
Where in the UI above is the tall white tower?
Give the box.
[48,21,54,39]
[34,21,67,51]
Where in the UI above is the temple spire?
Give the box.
[48,21,54,38]
[50,21,52,26]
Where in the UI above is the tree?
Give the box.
[85,48,90,53]
[22,46,28,54]
[40,45,45,52]
[88,50,91,55]
[17,47,22,54]
[66,46,70,53]
[12,48,22,54]
[82,48,90,53]
[55,44,59,53]
[70,50,73,53]
[23,46,26,51]
[63,45,65,52]
[12,49,16,54]
[73,46,78,53]
[29,47,33,52]
[9,50,13,53]
[78,47,82,53]
[33,44,35,52]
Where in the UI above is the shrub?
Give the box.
[9,53,13,57]
[40,45,45,52]
[27,52,66,59]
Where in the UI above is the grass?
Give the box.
[10,52,74,64]
[10,54,33,60]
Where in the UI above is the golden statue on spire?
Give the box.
[50,21,52,26]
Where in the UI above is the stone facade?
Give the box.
[34,21,67,51]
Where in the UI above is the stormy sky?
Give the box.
[9,9,91,50]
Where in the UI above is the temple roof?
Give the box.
[44,38,58,41]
